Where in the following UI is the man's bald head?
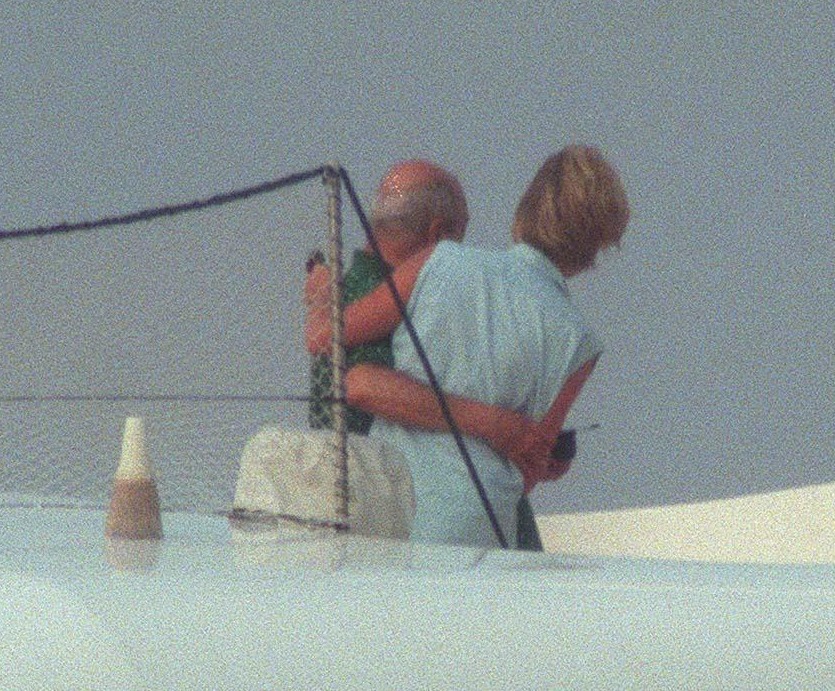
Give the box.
[372,159,468,243]
[375,159,465,205]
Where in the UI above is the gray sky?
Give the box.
[1,2,832,513]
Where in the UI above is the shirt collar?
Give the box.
[510,243,568,293]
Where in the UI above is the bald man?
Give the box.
[308,159,468,434]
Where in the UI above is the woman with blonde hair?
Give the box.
[307,144,630,548]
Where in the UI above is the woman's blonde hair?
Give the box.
[512,145,630,275]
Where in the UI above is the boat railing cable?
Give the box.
[0,162,508,548]
[0,167,325,240]
[0,394,345,403]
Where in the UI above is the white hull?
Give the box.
[539,481,835,564]
[3,505,834,690]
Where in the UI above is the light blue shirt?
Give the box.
[371,241,602,547]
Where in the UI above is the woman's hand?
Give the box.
[304,263,332,354]
[490,414,571,493]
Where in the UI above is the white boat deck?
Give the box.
[3,503,834,690]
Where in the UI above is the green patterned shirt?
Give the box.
[308,250,393,435]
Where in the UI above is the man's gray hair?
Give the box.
[372,182,465,236]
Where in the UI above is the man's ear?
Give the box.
[426,217,450,242]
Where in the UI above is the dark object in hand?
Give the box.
[551,429,576,462]
[306,249,325,273]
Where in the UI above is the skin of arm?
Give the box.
[305,245,435,355]
[345,358,597,493]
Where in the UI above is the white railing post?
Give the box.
[323,162,349,527]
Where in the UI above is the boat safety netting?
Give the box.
[2,164,506,545]
[0,167,353,515]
